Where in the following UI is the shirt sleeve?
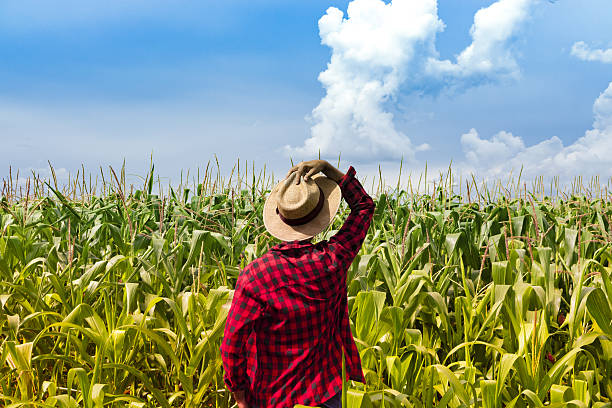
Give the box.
[328,166,375,269]
[220,273,264,393]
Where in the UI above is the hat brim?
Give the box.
[263,174,341,241]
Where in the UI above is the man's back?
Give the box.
[221,165,375,408]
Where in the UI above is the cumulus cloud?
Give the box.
[462,38,612,181]
[427,0,533,79]
[285,0,443,162]
[286,0,536,162]
[571,41,612,64]
[461,129,525,168]
[460,82,612,180]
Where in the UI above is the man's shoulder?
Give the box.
[240,250,280,280]
[235,250,281,298]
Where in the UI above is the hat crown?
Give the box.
[263,172,341,241]
[276,173,320,219]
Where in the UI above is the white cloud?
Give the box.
[284,0,444,162]
[460,82,612,180]
[461,129,525,168]
[415,143,431,152]
[427,0,534,79]
[571,41,612,64]
[286,0,537,162]
[593,82,612,130]
[461,35,612,182]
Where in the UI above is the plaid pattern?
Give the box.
[220,166,374,408]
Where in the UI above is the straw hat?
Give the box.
[263,172,341,241]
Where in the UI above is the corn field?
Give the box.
[1,161,611,408]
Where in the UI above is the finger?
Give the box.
[304,168,317,181]
[296,164,309,184]
[285,165,298,179]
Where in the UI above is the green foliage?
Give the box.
[1,164,611,407]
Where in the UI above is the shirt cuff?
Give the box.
[338,166,356,189]
[224,376,247,394]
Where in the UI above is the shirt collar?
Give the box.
[271,239,313,252]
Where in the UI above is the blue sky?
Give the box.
[1,0,611,188]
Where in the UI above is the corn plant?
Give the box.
[1,162,611,407]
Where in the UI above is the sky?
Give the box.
[1,0,611,190]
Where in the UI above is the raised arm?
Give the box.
[286,160,375,268]
[328,166,375,267]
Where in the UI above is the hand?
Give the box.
[286,160,329,184]
[233,391,248,408]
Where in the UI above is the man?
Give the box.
[220,159,375,408]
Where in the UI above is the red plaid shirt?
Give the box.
[220,166,374,408]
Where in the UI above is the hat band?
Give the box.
[276,187,325,226]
